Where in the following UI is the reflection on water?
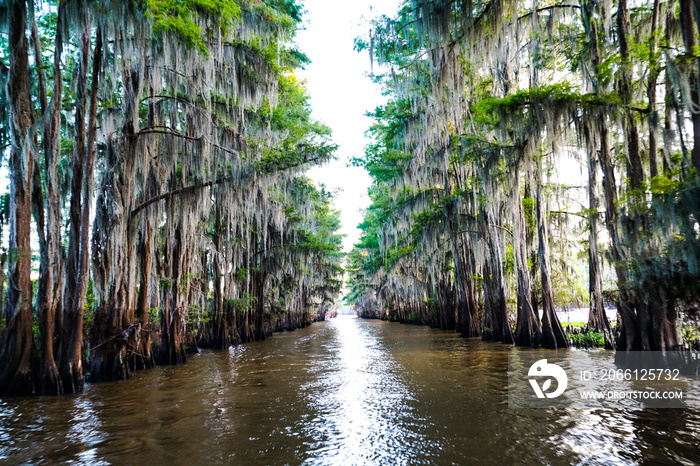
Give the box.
[0,316,698,465]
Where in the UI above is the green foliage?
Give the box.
[503,244,515,275]
[252,75,336,173]
[85,280,94,314]
[470,83,622,130]
[353,100,416,182]
[567,329,605,348]
[149,307,161,326]
[681,325,699,345]
[227,293,257,318]
[146,0,241,55]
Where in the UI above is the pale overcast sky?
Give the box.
[295,0,401,252]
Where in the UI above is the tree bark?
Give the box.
[62,26,90,367]
[647,0,661,179]
[212,205,228,348]
[586,148,615,349]
[514,189,543,347]
[89,59,140,383]
[583,2,637,351]
[0,0,38,396]
[34,0,66,395]
[480,208,514,345]
[458,234,481,337]
[536,185,569,349]
[135,220,155,369]
[60,25,102,393]
[617,0,645,191]
[158,196,187,366]
[446,200,480,337]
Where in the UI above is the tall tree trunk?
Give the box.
[34,0,66,395]
[446,200,480,337]
[158,199,187,365]
[0,0,38,396]
[480,208,514,345]
[89,59,141,383]
[587,148,615,349]
[536,185,569,349]
[524,182,541,327]
[617,0,645,190]
[28,1,50,386]
[582,1,637,351]
[458,234,481,337]
[135,220,155,369]
[212,206,228,348]
[514,188,543,347]
[63,28,89,335]
[684,0,700,173]
[59,26,102,393]
[647,0,661,179]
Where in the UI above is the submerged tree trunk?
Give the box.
[514,190,543,347]
[446,200,480,337]
[480,208,514,345]
[89,60,141,384]
[536,186,569,349]
[0,1,38,396]
[212,205,230,349]
[599,116,637,351]
[60,26,102,393]
[135,220,155,369]
[158,198,187,366]
[583,4,637,351]
[60,22,89,392]
[587,149,615,349]
[34,0,67,396]
[29,1,50,389]
[457,234,481,337]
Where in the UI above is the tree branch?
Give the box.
[518,4,581,21]
[129,176,228,222]
[140,128,242,156]
[549,209,590,219]
[136,126,202,142]
[139,95,210,117]
[490,224,514,237]
[128,152,329,223]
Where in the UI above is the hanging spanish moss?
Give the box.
[347,0,700,360]
[0,0,343,396]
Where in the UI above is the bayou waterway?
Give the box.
[1,316,698,465]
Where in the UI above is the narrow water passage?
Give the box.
[1,317,698,465]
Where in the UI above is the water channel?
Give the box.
[1,316,699,465]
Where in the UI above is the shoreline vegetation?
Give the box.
[0,0,343,397]
[346,0,700,363]
[358,313,700,350]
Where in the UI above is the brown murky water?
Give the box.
[1,316,699,465]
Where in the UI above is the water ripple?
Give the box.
[0,317,698,465]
